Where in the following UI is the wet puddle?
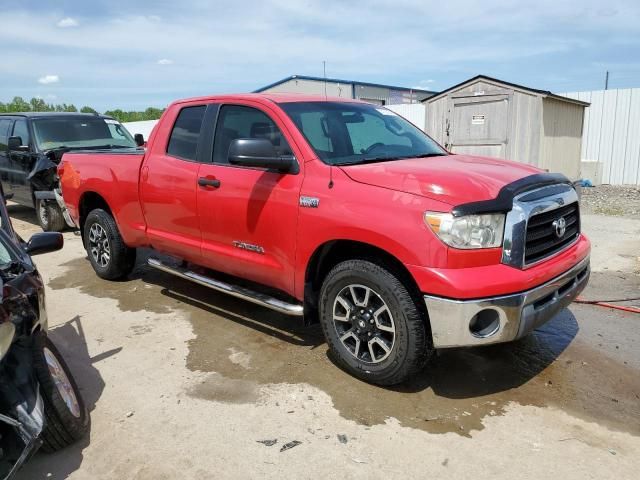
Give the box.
[50,254,640,436]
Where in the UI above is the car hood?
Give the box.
[339,154,543,207]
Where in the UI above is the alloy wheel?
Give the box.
[88,223,110,267]
[43,347,81,418]
[332,284,396,364]
[38,202,49,227]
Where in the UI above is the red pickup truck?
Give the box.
[58,94,590,385]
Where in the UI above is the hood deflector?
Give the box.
[451,173,572,217]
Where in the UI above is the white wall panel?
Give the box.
[561,88,640,185]
[385,104,427,131]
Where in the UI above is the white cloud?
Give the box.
[38,74,59,84]
[56,17,78,28]
[1,1,638,108]
[412,79,437,89]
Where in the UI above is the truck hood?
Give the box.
[339,154,543,206]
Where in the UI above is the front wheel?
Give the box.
[33,335,89,452]
[319,260,432,386]
[36,199,66,232]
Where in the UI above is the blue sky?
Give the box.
[0,0,638,111]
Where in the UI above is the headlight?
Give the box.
[424,212,505,249]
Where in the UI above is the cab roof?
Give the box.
[0,112,114,119]
[172,92,366,106]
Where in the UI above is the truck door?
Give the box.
[139,105,207,264]
[0,119,15,199]
[196,102,303,295]
[8,119,35,205]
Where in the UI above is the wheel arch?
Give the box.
[303,239,426,325]
[78,191,113,238]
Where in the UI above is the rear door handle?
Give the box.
[198,177,221,188]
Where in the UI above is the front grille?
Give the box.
[524,202,580,264]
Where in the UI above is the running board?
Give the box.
[147,258,304,316]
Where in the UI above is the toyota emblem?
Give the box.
[552,217,567,238]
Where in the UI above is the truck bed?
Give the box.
[59,149,148,245]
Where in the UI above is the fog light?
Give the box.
[469,309,500,338]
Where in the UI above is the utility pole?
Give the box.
[605,71,609,90]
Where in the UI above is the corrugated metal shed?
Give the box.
[256,75,435,105]
[560,88,640,185]
[424,75,589,179]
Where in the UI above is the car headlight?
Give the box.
[424,212,505,249]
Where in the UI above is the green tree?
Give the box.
[29,97,48,111]
[104,108,164,122]
[7,97,31,112]
[1,95,164,121]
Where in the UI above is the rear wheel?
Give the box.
[33,335,89,452]
[319,259,432,386]
[36,199,65,232]
[84,208,136,280]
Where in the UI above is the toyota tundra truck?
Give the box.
[57,94,590,385]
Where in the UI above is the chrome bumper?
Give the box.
[424,256,590,348]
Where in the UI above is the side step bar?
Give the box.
[147,258,304,316]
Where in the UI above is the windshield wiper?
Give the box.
[44,146,70,153]
[84,145,116,150]
[334,156,406,166]
[334,152,448,166]
[405,152,448,159]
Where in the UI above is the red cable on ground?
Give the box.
[574,297,640,314]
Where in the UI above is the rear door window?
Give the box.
[167,106,206,161]
[212,105,291,165]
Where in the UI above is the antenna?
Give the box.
[323,60,328,99]
[324,60,334,189]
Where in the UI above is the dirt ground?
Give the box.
[580,185,640,219]
[8,204,640,480]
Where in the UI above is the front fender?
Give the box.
[293,168,451,299]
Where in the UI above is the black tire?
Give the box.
[83,208,136,280]
[319,260,432,386]
[36,199,66,232]
[33,334,89,453]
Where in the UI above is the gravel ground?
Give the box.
[6,205,640,480]
[580,185,640,219]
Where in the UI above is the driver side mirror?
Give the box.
[8,136,29,152]
[228,138,298,174]
[134,133,145,147]
[25,232,64,256]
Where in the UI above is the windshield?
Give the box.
[32,116,137,150]
[280,101,446,165]
[0,231,17,270]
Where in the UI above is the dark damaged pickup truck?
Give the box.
[0,113,140,232]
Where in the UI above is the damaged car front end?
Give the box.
[1,112,139,232]
[0,187,88,479]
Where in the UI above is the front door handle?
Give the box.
[198,177,221,189]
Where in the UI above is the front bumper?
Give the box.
[424,256,590,348]
[33,189,76,228]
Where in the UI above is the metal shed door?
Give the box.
[447,95,510,158]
